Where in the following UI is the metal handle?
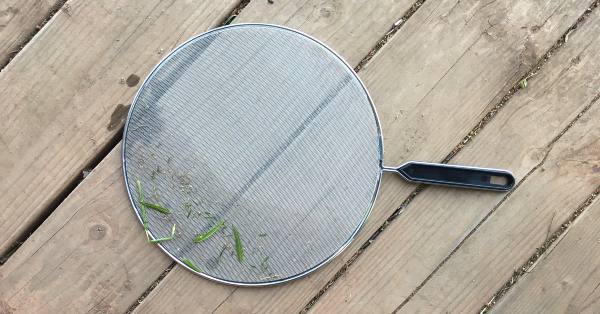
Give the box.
[383,161,515,191]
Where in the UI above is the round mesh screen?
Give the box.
[122,24,383,285]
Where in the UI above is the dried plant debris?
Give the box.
[174,172,193,195]
[136,175,252,275]
[183,201,193,218]
[199,211,216,219]
[215,245,229,265]
[260,256,270,272]
[259,274,280,281]
[150,165,162,180]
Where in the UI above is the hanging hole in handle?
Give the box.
[490,175,508,186]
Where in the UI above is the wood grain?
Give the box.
[0,0,60,67]
[0,0,591,312]
[493,198,600,314]
[136,0,593,313]
[0,0,239,257]
[0,0,418,261]
[312,6,600,314]
[402,60,600,312]
[0,146,174,313]
[235,0,413,66]
[0,0,418,312]
[0,0,239,312]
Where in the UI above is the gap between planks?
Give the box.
[0,0,73,263]
[481,185,600,313]
[128,0,593,312]
[0,0,68,72]
[0,0,245,260]
[1,0,584,312]
[401,2,600,311]
[0,0,253,265]
[126,0,428,310]
[0,125,123,265]
[302,1,600,312]
[389,7,600,309]
[125,263,176,314]
[401,88,600,313]
[353,0,426,72]
[0,0,415,266]
[478,86,600,311]
[490,188,600,312]
[445,0,600,162]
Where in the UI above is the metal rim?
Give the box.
[122,23,385,286]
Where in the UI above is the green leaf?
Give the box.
[140,201,171,214]
[232,226,244,263]
[193,220,225,243]
[182,258,201,272]
[519,78,528,89]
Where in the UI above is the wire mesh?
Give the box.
[123,24,383,285]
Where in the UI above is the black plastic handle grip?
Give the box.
[389,161,515,191]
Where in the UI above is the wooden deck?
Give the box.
[1,0,599,313]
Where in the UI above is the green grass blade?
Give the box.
[232,226,244,262]
[136,179,149,229]
[140,201,171,214]
[148,236,173,244]
[193,220,225,243]
[148,224,176,244]
[182,258,201,272]
[519,78,528,89]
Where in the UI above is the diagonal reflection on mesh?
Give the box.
[123,24,382,284]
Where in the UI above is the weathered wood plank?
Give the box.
[312,6,600,314]
[0,0,238,256]
[235,0,413,66]
[0,0,241,311]
[493,198,600,313]
[136,0,593,313]
[0,0,418,312]
[0,0,418,261]
[403,75,600,312]
[131,267,235,314]
[0,147,174,313]
[0,0,60,67]
[399,18,600,312]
